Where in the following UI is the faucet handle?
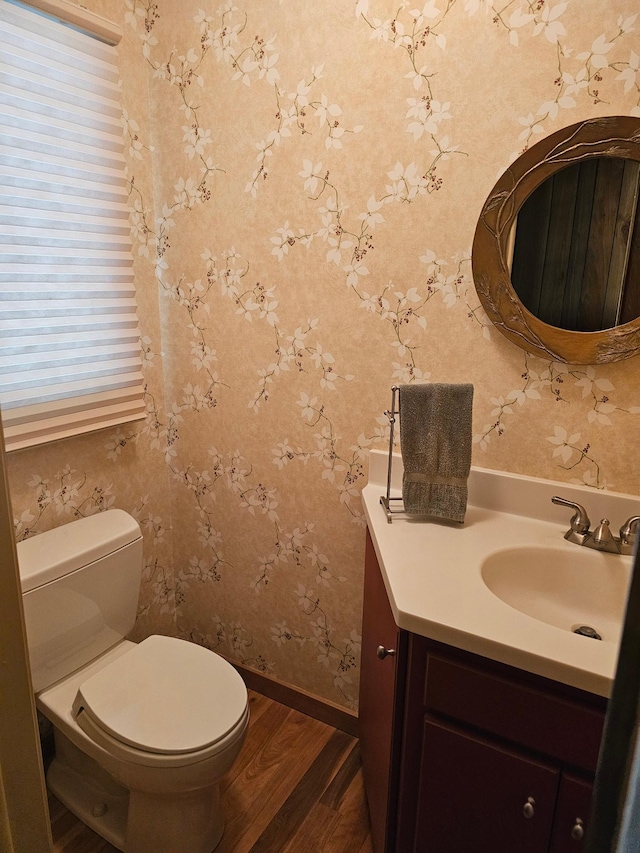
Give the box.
[551,496,591,531]
[619,516,640,555]
[551,496,591,543]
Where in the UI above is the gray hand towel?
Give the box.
[399,383,474,523]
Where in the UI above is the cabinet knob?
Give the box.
[571,818,584,841]
[522,797,535,819]
[376,645,396,660]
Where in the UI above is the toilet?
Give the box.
[17,509,249,853]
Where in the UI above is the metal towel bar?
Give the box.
[380,385,403,523]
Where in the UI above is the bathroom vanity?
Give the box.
[360,451,638,853]
[361,529,605,852]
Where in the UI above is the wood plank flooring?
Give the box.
[49,690,373,853]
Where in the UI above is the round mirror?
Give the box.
[472,116,640,364]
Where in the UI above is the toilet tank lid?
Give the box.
[17,509,142,593]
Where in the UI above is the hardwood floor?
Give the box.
[49,690,374,853]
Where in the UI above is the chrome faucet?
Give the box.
[551,496,640,556]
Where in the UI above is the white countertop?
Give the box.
[362,450,640,697]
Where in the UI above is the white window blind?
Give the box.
[0,0,145,451]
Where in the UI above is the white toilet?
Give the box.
[17,509,249,853]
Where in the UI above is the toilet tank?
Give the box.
[17,509,143,693]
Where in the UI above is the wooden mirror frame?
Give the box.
[472,116,640,364]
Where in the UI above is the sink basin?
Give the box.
[481,546,631,643]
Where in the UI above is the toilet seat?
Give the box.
[72,635,248,757]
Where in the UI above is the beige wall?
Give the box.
[6,0,640,711]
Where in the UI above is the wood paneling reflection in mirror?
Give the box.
[472,116,640,364]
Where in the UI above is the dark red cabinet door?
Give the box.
[414,720,560,853]
[359,531,404,853]
[549,772,593,852]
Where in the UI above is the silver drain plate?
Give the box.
[572,625,602,640]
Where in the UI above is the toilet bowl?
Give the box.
[17,511,249,853]
[39,636,248,853]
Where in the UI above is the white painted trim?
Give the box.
[19,0,121,44]
[0,422,53,851]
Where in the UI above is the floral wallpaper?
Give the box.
[6,0,640,712]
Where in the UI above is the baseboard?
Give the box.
[231,661,359,738]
